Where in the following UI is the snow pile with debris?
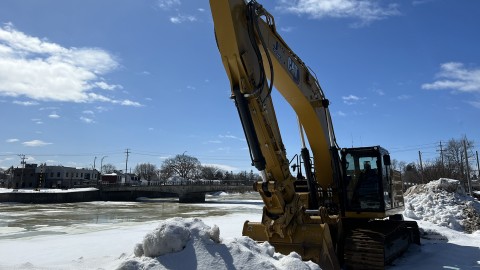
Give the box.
[115,217,320,270]
[404,178,480,233]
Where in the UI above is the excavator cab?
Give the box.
[341,146,404,218]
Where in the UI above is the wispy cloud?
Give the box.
[277,0,400,27]
[82,110,95,115]
[397,94,412,100]
[342,94,365,105]
[170,14,197,24]
[32,118,43,124]
[202,163,238,172]
[157,0,181,10]
[13,100,39,106]
[336,111,347,117]
[468,101,480,109]
[156,0,198,24]
[219,134,245,141]
[48,112,60,119]
[6,138,19,143]
[0,23,142,107]
[412,0,435,6]
[22,139,52,147]
[280,26,295,33]
[80,116,95,124]
[422,62,480,93]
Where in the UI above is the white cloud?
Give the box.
[22,139,52,147]
[422,62,480,93]
[94,81,121,91]
[117,99,143,107]
[336,111,347,117]
[31,118,41,122]
[219,134,245,141]
[82,110,95,115]
[13,100,39,106]
[80,116,95,124]
[48,112,60,119]
[170,15,197,24]
[0,24,143,106]
[342,94,365,105]
[277,0,400,26]
[6,138,19,143]
[280,26,295,33]
[412,0,435,6]
[397,94,411,100]
[468,101,480,108]
[158,0,181,10]
[202,163,238,172]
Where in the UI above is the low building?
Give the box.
[121,173,140,185]
[101,173,122,184]
[6,164,100,189]
[10,164,39,189]
[40,166,100,188]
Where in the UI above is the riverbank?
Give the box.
[0,188,100,203]
[0,186,249,203]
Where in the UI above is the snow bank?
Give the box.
[404,178,480,233]
[115,217,320,270]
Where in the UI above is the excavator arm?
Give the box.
[210,1,341,269]
[211,0,342,208]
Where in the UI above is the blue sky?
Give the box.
[1,0,479,173]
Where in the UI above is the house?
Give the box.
[101,173,122,184]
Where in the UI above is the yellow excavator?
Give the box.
[209,1,420,269]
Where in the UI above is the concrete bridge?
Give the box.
[98,182,254,203]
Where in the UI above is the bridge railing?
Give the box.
[98,180,255,188]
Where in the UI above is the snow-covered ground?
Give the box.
[0,179,479,270]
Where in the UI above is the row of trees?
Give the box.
[102,154,260,182]
[393,137,478,190]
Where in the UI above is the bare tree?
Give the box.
[444,137,475,180]
[134,163,158,181]
[161,154,201,179]
[102,164,117,174]
[200,165,224,180]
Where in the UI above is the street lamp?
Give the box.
[100,156,108,174]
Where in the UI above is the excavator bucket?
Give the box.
[243,220,340,270]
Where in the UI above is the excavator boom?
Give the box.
[209,1,419,269]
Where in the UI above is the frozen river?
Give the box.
[0,192,263,269]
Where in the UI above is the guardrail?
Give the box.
[98,180,255,187]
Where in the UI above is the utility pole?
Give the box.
[125,149,130,184]
[438,141,445,176]
[463,139,472,195]
[18,154,27,168]
[418,151,424,184]
[18,154,27,187]
[476,151,479,180]
[100,156,108,174]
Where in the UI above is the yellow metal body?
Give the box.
[209,0,341,269]
[208,1,405,269]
